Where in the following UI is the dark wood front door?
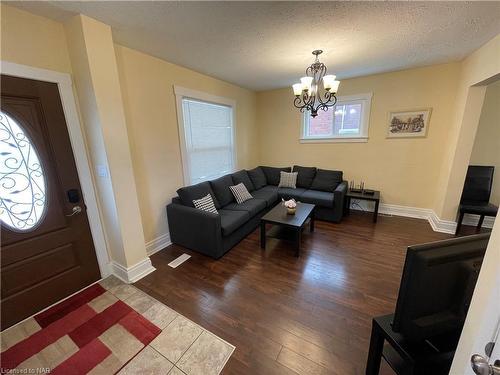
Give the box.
[0,75,101,329]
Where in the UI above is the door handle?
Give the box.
[66,206,82,217]
[471,354,500,375]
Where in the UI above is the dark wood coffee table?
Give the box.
[260,202,315,256]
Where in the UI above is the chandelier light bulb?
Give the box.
[330,80,340,93]
[292,83,303,96]
[322,75,337,90]
[300,76,313,92]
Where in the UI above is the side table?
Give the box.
[345,189,381,223]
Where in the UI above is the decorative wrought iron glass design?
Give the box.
[0,111,47,231]
[292,50,340,118]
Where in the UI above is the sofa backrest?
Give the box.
[260,166,292,186]
[210,174,235,207]
[293,165,317,189]
[247,167,267,190]
[177,181,221,209]
[173,166,344,205]
[231,170,255,192]
[310,169,343,192]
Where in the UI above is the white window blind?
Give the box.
[181,98,235,184]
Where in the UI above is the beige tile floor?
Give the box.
[102,276,236,375]
[1,276,235,375]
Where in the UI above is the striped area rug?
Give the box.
[1,283,160,374]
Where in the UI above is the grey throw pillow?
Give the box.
[192,194,218,214]
[278,171,298,188]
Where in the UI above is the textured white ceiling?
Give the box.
[9,1,500,91]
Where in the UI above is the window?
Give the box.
[0,111,47,231]
[175,87,236,184]
[301,93,372,143]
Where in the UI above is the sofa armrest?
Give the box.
[333,181,348,212]
[167,203,223,258]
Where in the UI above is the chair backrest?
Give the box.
[461,165,495,203]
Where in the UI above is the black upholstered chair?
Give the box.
[455,165,498,235]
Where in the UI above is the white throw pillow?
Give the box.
[278,171,298,188]
[229,183,253,204]
[192,194,218,214]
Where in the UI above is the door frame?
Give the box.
[1,61,110,277]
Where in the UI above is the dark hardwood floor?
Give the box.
[135,212,486,374]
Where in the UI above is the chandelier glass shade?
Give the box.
[292,50,340,118]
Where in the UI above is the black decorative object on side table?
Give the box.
[345,189,381,223]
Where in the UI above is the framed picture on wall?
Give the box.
[387,108,432,138]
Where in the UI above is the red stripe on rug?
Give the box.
[69,300,132,348]
[119,310,162,345]
[51,338,111,375]
[0,304,96,370]
[35,284,106,328]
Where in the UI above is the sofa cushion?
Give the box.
[219,209,250,236]
[210,175,234,207]
[231,170,255,192]
[247,167,267,190]
[259,185,279,193]
[177,181,220,209]
[261,166,291,186]
[224,198,267,217]
[293,166,317,189]
[252,186,279,207]
[277,187,306,201]
[310,169,343,192]
[300,190,335,208]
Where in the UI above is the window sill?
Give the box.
[299,137,368,144]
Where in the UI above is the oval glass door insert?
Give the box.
[0,111,47,231]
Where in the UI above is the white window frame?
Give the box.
[300,93,373,143]
[174,86,237,185]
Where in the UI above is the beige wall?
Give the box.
[114,45,258,243]
[0,4,72,73]
[257,63,461,209]
[434,34,500,220]
[469,81,500,205]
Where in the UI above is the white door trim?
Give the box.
[1,60,111,277]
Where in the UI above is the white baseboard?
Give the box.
[106,232,170,283]
[145,232,172,256]
[348,200,497,234]
[428,211,457,234]
[110,258,156,284]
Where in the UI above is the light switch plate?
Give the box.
[96,164,109,178]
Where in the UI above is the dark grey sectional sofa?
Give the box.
[167,166,347,259]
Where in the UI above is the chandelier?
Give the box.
[292,50,340,118]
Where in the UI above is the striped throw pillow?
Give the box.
[229,183,253,204]
[192,194,218,214]
[278,171,298,188]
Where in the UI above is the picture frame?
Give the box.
[386,108,432,138]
